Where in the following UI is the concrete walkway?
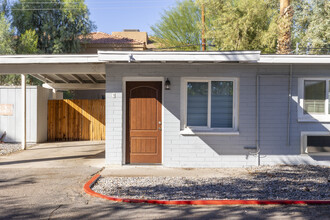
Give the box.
[0,141,105,219]
[0,141,105,168]
[0,142,329,219]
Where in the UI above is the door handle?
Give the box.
[159,121,162,125]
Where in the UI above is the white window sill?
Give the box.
[301,152,330,156]
[180,128,239,136]
[298,115,330,123]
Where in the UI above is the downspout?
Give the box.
[256,74,260,166]
[287,64,292,146]
[255,66,292,166]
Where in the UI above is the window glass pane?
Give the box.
[211,81,233,128]
[187,82,208,126]
[304,80,325,114]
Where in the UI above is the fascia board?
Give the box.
[98,51,261,62]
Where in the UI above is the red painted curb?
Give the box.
[84,174,330,206]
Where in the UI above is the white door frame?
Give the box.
[122,77,165,165]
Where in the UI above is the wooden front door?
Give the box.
[126,82,162,164]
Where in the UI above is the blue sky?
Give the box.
[84,0,178,35]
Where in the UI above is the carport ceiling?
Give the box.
[32,73,106,84]
[0,54,106,88]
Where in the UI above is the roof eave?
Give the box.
[0,54,103,64]
[259,55,330,64]
[98,51,261,63]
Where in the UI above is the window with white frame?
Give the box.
[182,78,238,132]
[298,78,330,121]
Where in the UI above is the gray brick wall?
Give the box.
[105,63,330,167]
[105,72,123,165]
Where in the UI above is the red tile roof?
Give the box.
[80,32,144,45]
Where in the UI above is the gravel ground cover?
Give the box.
[0,143,22,155]
[92,165,330,200]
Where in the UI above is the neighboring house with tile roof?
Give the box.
[79,30,148,53]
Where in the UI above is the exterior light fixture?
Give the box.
[165,78,171,90]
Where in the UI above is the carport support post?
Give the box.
[52,89,56,99]
[21,74,26,150]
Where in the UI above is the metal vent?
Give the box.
[123,29,140,32]
[307,136,330,153]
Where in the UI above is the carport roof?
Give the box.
[97,51,330,64]
[0,54,106,88]
[0,51,261,88]
[0,52,329,89]
[0,54,102,64]
[1,51,329,65]
[0,51,261,64]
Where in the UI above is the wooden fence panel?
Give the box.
[47,99,105,141]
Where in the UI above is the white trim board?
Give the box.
[43,83,106,90]
[0,54,102,64]
[99,51,260,63]
[0,52,329,64]
[259,55,330,64]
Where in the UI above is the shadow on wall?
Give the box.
[71,90,105,100]
[162,75,330,164]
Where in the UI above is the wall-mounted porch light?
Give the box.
[165,78,171,90]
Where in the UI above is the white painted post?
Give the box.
[21,74,26,150]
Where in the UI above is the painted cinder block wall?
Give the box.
[0,86,50,143]
[106,63,330,167]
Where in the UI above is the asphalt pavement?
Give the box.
[0,142,329,219]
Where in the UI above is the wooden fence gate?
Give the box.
[48,99,105,141]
